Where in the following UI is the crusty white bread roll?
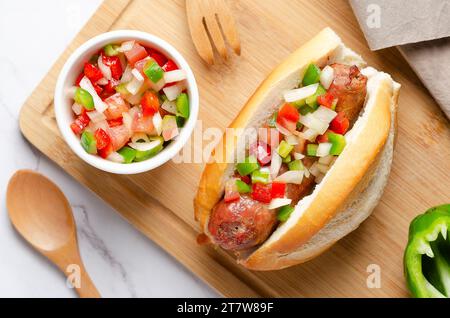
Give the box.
[194,27,400,270]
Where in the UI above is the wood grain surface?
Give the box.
[19,0,450,297]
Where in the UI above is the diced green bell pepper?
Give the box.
[302,63,321,86]
[288,159,304,171]
[235,179,251,193]
[277,140,294,158]
[292,98,306,109]
[305,84,326,110]
[306,144,318,156]
[236,155,259,176]
[176,93,189,118]
[404,204,450,298]
[277,205,295,222]
[328,132,346,155]
[176,116,185,128]
[89,54,99,64]
[115,82,130,95]
[74,88,94,110]
[104,44,120,56]
[80,131,97,154]
[251,170,270,184]
[143,59,164,83]
[282,154,292,163]
[118,146,137,163]
[299,104,315,115]
[134,136,164,162]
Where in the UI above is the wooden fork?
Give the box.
[186,0,241,64]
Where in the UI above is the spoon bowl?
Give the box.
[6,170,100,298]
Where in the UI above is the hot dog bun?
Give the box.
[194,27,400,270]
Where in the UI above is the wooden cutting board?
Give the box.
[19,0,450,297]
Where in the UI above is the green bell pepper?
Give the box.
[404,204,450,298]
[282,154,292,163]
[328,132,346,155]
[118,146,137,163]
[176,93,189,118]
[143,59,164,83]
[80,131,97,154]
[302,63,321,86]
[305,84,326,110]
[176,116,185,128]
[306,144,318,156]
[236,155,260,176]
[288,159,304,171]
[104,44,120,56]
[134,136,164,162]
[251,170,270,184]
[299,104,314,115]
[74,88,94,110]
[277,205,295,222]
[277,140,294,158]
[115,82,130,95]
[235,179,251,193]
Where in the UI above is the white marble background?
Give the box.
[0,0,218,298]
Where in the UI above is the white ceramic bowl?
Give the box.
[55,30,199,174]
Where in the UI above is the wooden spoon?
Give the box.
[6,170,100,298]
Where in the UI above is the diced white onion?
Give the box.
[96,78,109,85]
[317,142,332,157]
[161,100,177,114]
[163,83,183,101]
[270,152,282,179]
[128,139,162,152]
[122,112,133,134]
[299,113,329,134]
[120,65,133,83]
[163,70,186,84]
[275,122,293,136]
[309,162,321,177]
[118,40,135,52]
[299,128,319,142]
[320,65,335,89]
[293,152,305,160]
[87,110,106,123]
[152,112,163,135]
[303,166,311,178]
[126,77,144,95]
[283,83,319,103]
[72,103,83,115]
[148,77,166,92]
[285,134,299,145]
[131,68,144,82]
[318,155,334,165]
[260,167,271,174]
[275,170,304,184]
[313,106,337,124]
[106,152,125,163]
[98,55,112,81]
[316,163,329,174]
[268,198,292,210]
[79,76,108,113]
[131,132,150,143]
[87,119,108,133]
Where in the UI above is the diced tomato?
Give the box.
[102,55,123,80]
[93,82,103,95]
[224,180,240,203]
[330,112,350,135]
[317,130,332,143]
[94,128,111,150]
[162,59,178,72]
[98,143,113,159]
[131,108,155,134]
[104,79,119,94]
[108,125,131,151]
[75,72,84,86]
[148,48,168,67]
[249,141,272,166]
[84,63,103,83]
[108,118,123,127]
[104,94,129,120]
[277,116,297,132]
[134,58,149,75]
[240,175,251,184]
[271,182,286,199]
[251,183,272,203]
[141,91,160,116]
[125,43,148,66]
[317,92,336,109]
[278,103,300,123]
[70,113,90,135]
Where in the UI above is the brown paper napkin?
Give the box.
[350,0,450,119]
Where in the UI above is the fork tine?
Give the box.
[215,0,241,55]
[203,9,228,61]
[186,0,215,65]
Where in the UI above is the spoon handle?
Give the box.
[73,262,101,298]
